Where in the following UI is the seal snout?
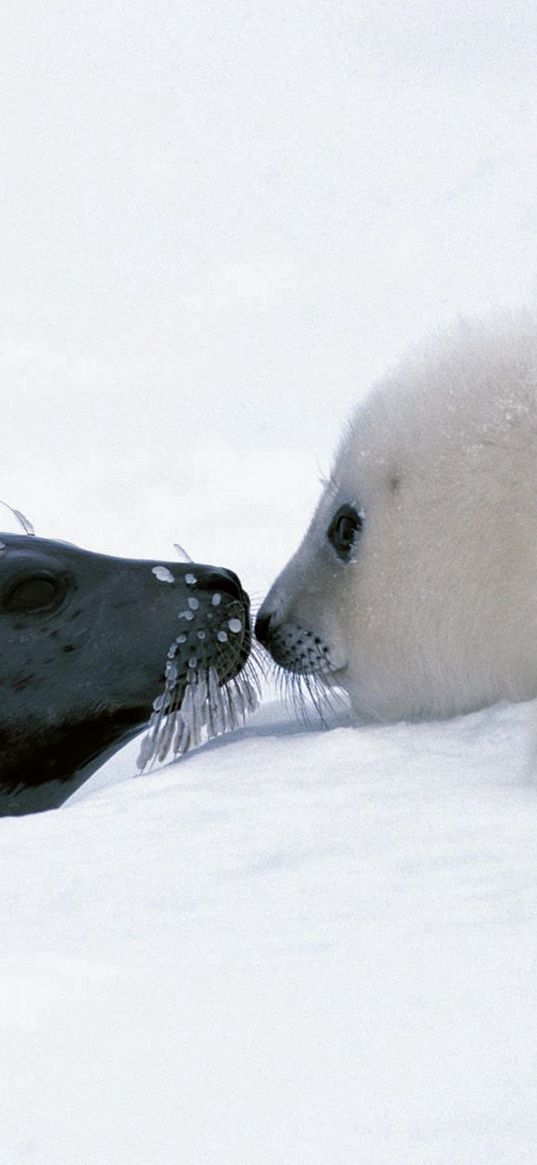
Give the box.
[195,566,243,596]
[139,560,258,771]
[255,603,333,677]
[254,607,273,648]
[192,565,251,663]
[0,534,258,815]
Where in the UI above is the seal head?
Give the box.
[256,316,537,722]
[0,535,252,815]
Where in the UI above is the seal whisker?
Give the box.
[138,606,261,771]
[255,640,345,731]
[173,543,194,564]
[0,499,35,537]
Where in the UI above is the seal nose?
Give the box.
[254,608,273,647]
[195,566,247,602]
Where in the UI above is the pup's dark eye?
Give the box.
[327,505,363,562]
[4,576,63,613]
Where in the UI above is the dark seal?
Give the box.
[0,534,253,817]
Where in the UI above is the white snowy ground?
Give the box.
[3,3,537,1161]
[2,694,537,1165]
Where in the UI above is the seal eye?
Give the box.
[4,575,63,613]
[327,504,363,562]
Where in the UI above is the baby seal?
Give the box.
[256,314,537,722]
[0,535,254,816]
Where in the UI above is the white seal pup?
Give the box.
[256,314,537,722]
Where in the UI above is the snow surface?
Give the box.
[2,696,537,1164]
[3,2,537,1161]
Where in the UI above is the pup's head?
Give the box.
[256,317,537,721]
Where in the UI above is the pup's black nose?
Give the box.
[254,609,272,647]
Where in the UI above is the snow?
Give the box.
[2,697,537,1164]
[2,0,537,1159]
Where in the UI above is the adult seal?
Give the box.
[256,313,537,722]
[0,534,253,816]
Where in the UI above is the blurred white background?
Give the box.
[2,0,537,593]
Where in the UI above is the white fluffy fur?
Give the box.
[258,313,537,720]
